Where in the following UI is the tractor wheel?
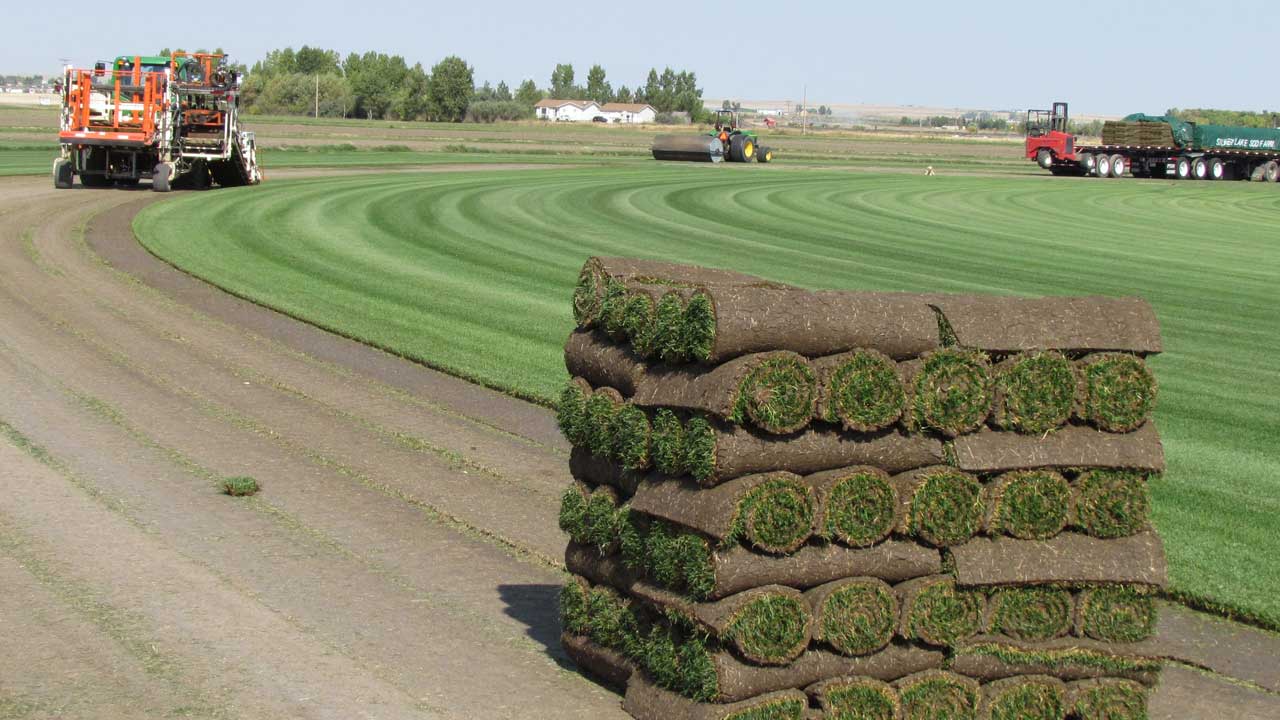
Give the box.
[1175,156,1192,179]
[1208,157,1226,181]
[1265,160,1280,183]
[53,159,74,189]
[729,134,755,162]
[1036,149,1054,169]
[1077,153,1095,175]
[79,172,112,188]
[1109,154,1127,178]
[757,146,773,163]
[1095,153,1112,178]
[1192,157,1209,180]
[152,163,173,193]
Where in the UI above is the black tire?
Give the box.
[1265,160,1280,183]
[755,146,773,163]
[1192,157,1209,180]
[1036,148,1054,170]
[1077,153,1095,175]
[729,133,755,163]
[79,172,112,188]
[53,159,74,189]
[1208,157,1227,181]
[1109,154,1127,178]
[152,163,172,193]
[1095,153,1112,178]
[1175,156,1192,179]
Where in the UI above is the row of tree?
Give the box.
[1166,108,1280,129]
[228,47,708,123]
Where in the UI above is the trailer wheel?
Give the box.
[1109,154,1127,178]
[152,163,173,193]
[1095,154,1112,178]
[53,159,74,189]
[1036,149,1054,169]
[756,146,773,163]
[1265,160,1280,183]
[1176,157,1192,180]
[1192,157,1209,180]
[1078,153,1095,175]
[1208,158,1226,181]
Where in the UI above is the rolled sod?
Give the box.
[986,587,1073,642]
[992,351,1076,435]
[630,472,816,554]
[983,470,1073,540]
[560,576,591,636]
[621,285,668,357]
[651,408,687,476]
[816,349,907,433]
[906,348,993,437]
[564,329,648,397]
[950,531,1168,588]
[809,466,899,548]
[569,446,645,497]
[561,631,635,692]
[702,644,945,704]
[1067,678,1149,720]
[949,639,1162,685]
[899,576,985,647]
[978,675,1067,720]
[600,277,632,340]
[632,351,818,435]
[559,482,591,546]
[676,285,941,365]
[1073,469,1150,539]
[575,258,773,325]
[611,403,653,470]
[584,386,625,458]
[557,377,594,447]
[682,416,946,487]
[809,676,900,720]
[895,466,985,547]
[921,294,1163,355]
[893,670,980,720]
[1076,586,1156,643]
[623,673,808,720]
[653,290,691,363]
[805,577,898,656]
[584,485,624,553]
[951,424,1166,474]
[1079,353,1158,433]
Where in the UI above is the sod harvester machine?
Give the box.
[651,110,774,163]
[54,53,261,191]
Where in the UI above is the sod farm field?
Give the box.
[132,159,1280,632]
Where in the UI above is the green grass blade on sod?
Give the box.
[900,575,984,647]
[893,670,979,720]
[1073,469,1151,539]
[992,351,1076,434]
[810,466,899,548]
[906,348,993,437]
[816,349,907,433]
[984,470,1073,540]
[1067,678,1149,720]
[978,675,1067,720]
[1075,585,1156,643]
[811,676,900,720]
[986,586,1073,642]
[897,466,985,547]
[805,577,898,656]
[1079,353,1158,433]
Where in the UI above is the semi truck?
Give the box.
[54,52,261,191]
[1025,102,1280,182]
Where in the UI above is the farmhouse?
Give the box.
[534,99,601,122]
[600,102,656,124]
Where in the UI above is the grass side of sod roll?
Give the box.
[1071,679,1148,720]
[988,470,1073,540]
[557,379,592,446]
[572,263,602,327]
[621,291,658,356]
[584,389,623,458]
[988,586,1073,641]
[683,415,718,483]
[817,580,897,656]
[611,404,652,470]
[625,517,716,600]
[982,677,1065,720]
[560,578,591,636]
[824,350,907,432]
[823,469,899,547]
[897,672,979,720]
[1078,586,1156,643]
[1080,353,1158,433]
[728,475,816,553]
[1074,470,1150,538]
[559,484,590,544]
[680,291,716,363]
[729,355,818,435]
[911,348,993,437]
[586,584,643,656]
[651,409,687,475]
[820,678,900,720]
[722,593,812,665]
[906,579,984,646]
[584,487,624,552]
[640,617,719,701]
[724,699,807,720]
[653,292,687,363]
[599,278,630,339]
[994,351,1076,434]
[906,468,985,547]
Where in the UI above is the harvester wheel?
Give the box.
[1036,149,1054,169]
[1094,154,1112,178]
[53,159,74,189]
[1264,160,1280,183]
[152,163,173,193]
[79,173,111,188]
[1208,158,1226,180]
[1192,157,1209,180]
[757,146,774,163]
[1175,157,1192,179]
[1109,154,1127,178]
[729,134,754,162]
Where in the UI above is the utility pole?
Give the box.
[315,74,319,119]
[802,85,807,135]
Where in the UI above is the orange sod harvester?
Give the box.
[54,52,262,191]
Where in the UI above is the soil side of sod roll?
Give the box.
[1066,678,1149,720]
[951,424,1165,474]
[690,420,947,487]
[629,472,816,554]
[623,673,809,720]
[809,465,900,548]
[977,674,1067,720]
[561,631,636,692]
[569,446,646,497]
[565,329,650,396]
[950,638,1162,685]
[708,540,943,601]
[808,676,900,720]
[709,643,946,704]
[681,286,942,365]
[922,294,1163,355]
[632,351,818,435]
[892,669,980,720]
[950,530,1167,587]
[814,349,907,433]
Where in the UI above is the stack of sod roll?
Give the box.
[558,257,1166,720]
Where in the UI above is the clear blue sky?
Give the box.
[6,0,1276,115]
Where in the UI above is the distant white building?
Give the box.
[600,103,656,124]
[534,99,602,122]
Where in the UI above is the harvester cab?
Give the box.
[1025,101,1078,170]
[651,108,774,163]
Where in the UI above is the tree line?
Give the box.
[1165,108,1280,129]
[230,47,708,123]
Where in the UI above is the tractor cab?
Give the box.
[1025,101,1077,168]
[708,109,760,161]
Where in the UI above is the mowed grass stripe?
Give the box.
[134,165,1280,627]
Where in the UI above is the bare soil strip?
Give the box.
[0,174,1274,717]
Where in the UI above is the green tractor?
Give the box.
[651,110,775,163]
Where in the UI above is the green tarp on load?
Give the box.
[1192,124,1280,152]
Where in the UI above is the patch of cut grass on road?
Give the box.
[134,164,1280,629]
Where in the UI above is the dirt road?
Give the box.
[0,173,1276,719]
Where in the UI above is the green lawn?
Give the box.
[134,164,1280,628]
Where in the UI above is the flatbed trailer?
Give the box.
[1025,102,1280,183]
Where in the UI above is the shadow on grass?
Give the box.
[497,583,573,670]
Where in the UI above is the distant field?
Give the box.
[135,164,1280,630]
